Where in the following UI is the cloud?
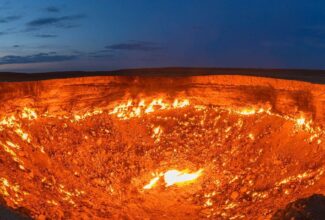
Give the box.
[34,34,58,38]
[88,50,114,58]
[84,47,115,58]
[12,45,20,48]
[105,41,163,52]
[0,53,77,65]
[26,14,86,29]
[90,54,114,58]
[0,15,21,23]
[45,6,60,13]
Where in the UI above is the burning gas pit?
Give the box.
[0,74,324,219]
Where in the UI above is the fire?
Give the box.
[237,108,256,115]
[6,141,20,150]
[72,109,103,122]
[164,169,203,187]
[173,99,190,108]
[296,117,305,126]
[0,115,16,128]
[143,176,160,189]
[248,133,255,140]
[21,107,38,120]
[15,128,30,143]
[143,169,204,189]
[109,98,190,120]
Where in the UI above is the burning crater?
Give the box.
[0,74,324,219]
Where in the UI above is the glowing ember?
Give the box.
[248,133,255,140]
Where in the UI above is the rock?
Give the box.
[92,178,106,187]
[0,203,31,220]
[231,191,239,200]
[37,214,46,220]
[18,151,26,157]
[272,194,325,220]
[28,171,34,179]
[200,208,212,217]
[240,186,248,193]
[96,138,102,146]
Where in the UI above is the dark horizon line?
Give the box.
[0,67,324,84]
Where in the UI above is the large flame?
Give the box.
[164,169,203,187]
[143,169,204,189]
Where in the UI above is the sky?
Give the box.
[0,0,325,72]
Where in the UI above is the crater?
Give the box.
[0,74,324,219]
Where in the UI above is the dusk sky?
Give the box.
[0,0,325,72]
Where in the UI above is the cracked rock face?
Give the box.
[0,75,324,219]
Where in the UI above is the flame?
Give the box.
[296,117,305,126]
[173,99,190,108]
[0,115,16,127]
[164,169,203,187]
[204,198,213,207]
[237,108,256,115]
[0,141,25,170]
[15,128,30,143]
[228,106,272,116]
[151,126,163,143]
[21,107,37,120]
[72,108,103,122]
[143,176,160,189]
[143,168,203,189]
[6,141,20,150]
[109,98,190,120]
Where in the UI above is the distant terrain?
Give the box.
[0,67,324,83]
